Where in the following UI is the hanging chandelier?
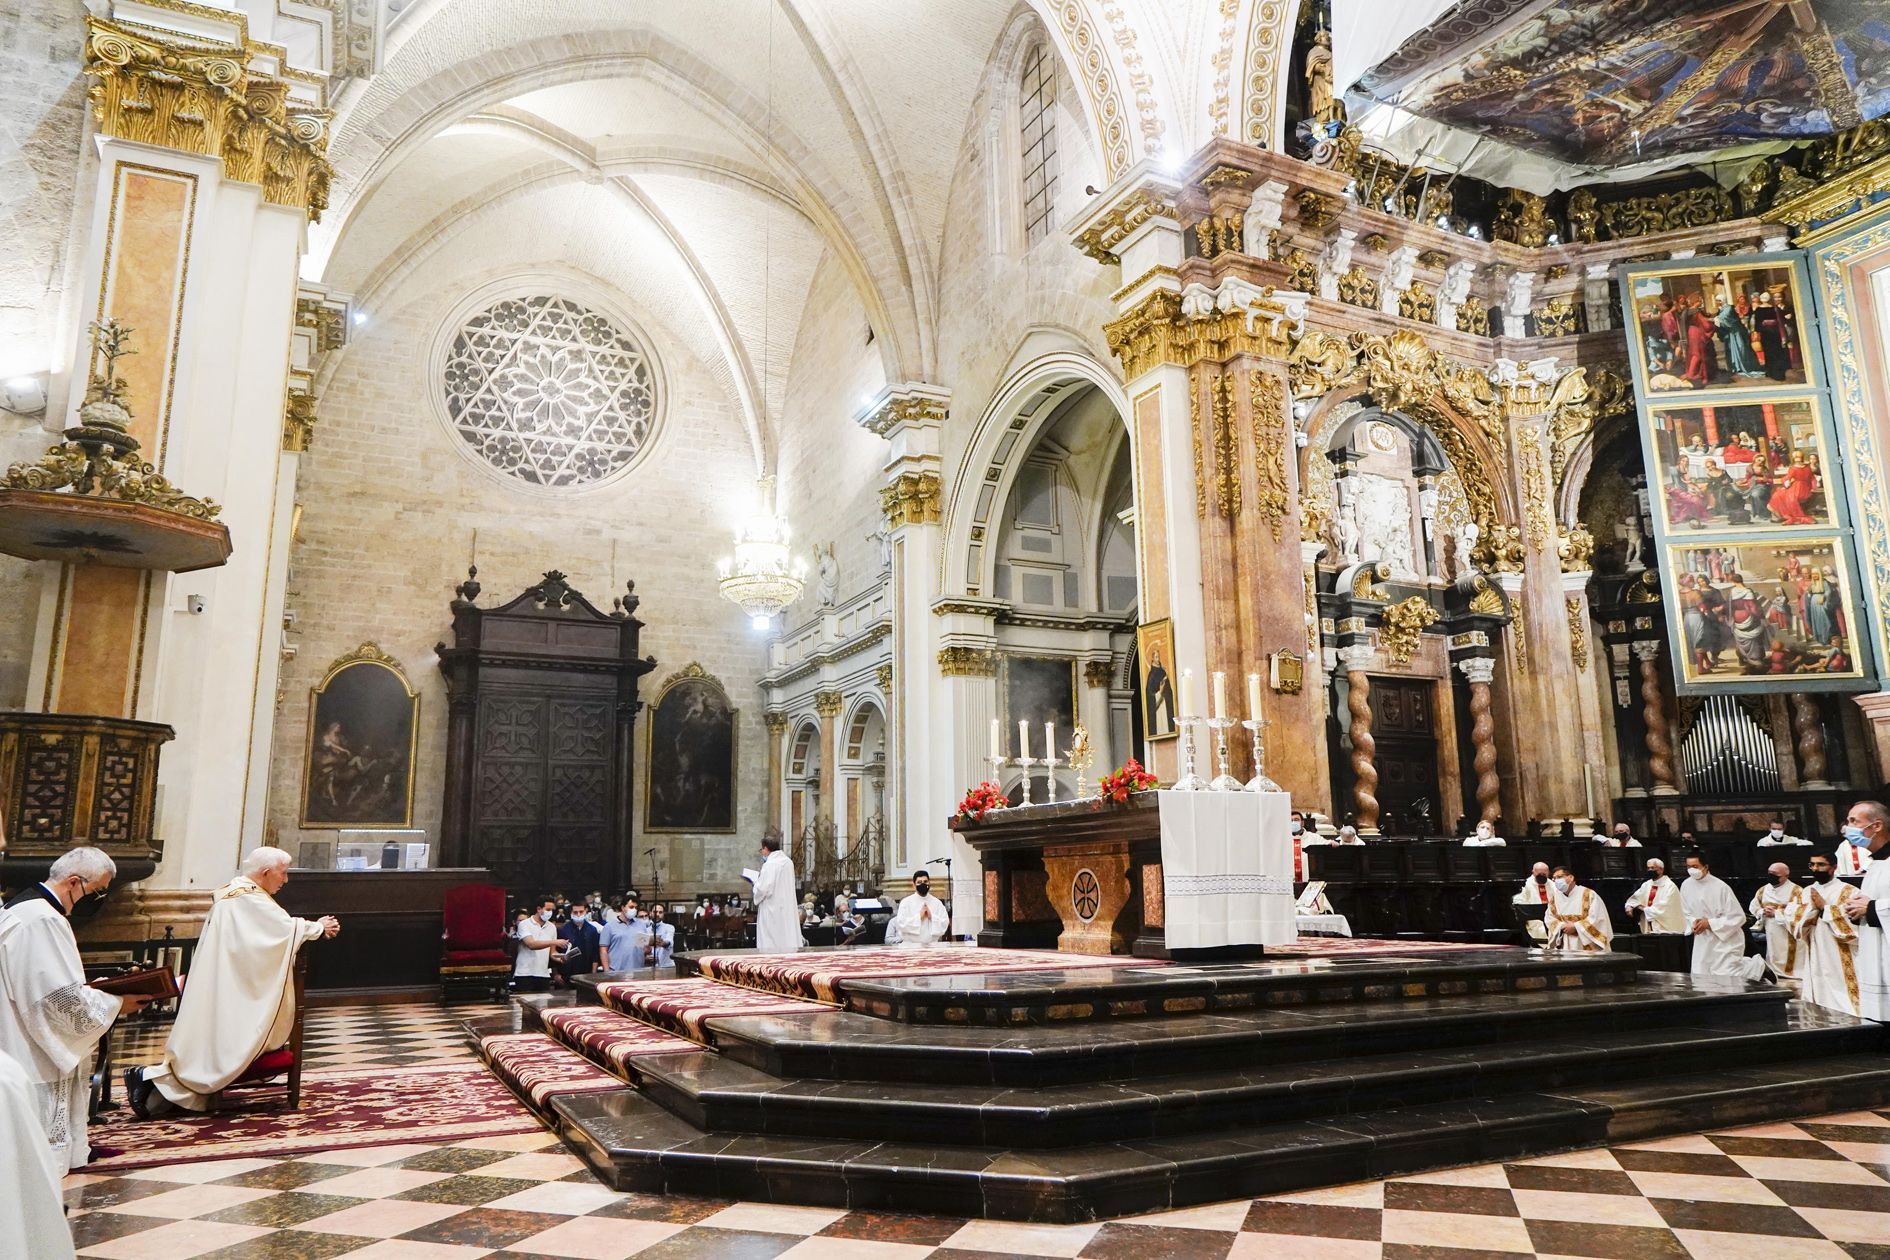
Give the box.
[717,475,806,628]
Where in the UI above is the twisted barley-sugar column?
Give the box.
[1341,648,1379,832]
[1791,693,1829,787]
[1634,642,1678,792]
[1457,658,1501,825]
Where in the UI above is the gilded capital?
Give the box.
[858,384,950,438]
[875,662,893,692]
[1073,187,1180,264]
[764,711,790,735]
[814,690,844,717]
[881,471,942,526]
[1103,282,1305,380]
[1083,659,1116,689]
[937,646,998,677]
[282,391,317,453]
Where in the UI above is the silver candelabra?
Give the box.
[1041,752,1060,803]
[1173,716,1208,791]
[1016,757,1037,806]
[1241,716,1282,792]
[1206,716,1243,791]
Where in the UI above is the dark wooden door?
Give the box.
[1369,676,1441,833]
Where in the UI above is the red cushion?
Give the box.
[442,884,507,951]
[231,1048,296,1083]
[443,948,510,965]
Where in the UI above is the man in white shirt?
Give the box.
[1462,821,1505,846]
[1624,858,1684,933]
[1786,852,1864,1015]
[1748,862,1805,979]
[892,870,950,948]
[1515,862,1553,905]
[1681,854,1758,979]
[634,904,677,968]
[1844,799,1890,1018]
[512,897,563,992]
[1334,825,1364,845]
[1544,867,1613,952]
[1756,819,1809,847]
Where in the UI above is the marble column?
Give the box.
[1792,694,1830,790]
[1457,657,1501,825]
[814,691,843,827]
[764,712,788,835]
[1633,641,1682,795]
[1337,645,1379,833]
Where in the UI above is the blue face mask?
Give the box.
[1843,825,1871,848]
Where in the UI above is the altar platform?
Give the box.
[465,940,1890,1222]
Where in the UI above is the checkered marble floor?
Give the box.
[68,1002,1890,1260]
[113,1003,479,1074]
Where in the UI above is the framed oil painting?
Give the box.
[1667,539,1864,687]
[1134,618,1179,742]
[645,664,737,833]
[1648,396,1834,533]
[301,643,419,829]
[1625,258,1814,395]
[1001,655,1077,759]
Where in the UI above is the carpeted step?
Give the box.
[708,970,1796,1085]
[477,1031,630,1117]
[680,945,1163,1004]
[592,976,830,1046]
[538,1006,701,1081]
[552,1051,1890,1222]
[630,1002,1883,1147]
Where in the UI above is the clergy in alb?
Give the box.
[1748,862,1805,980]
[892,869,950,947]
[1785,852,1863,1016]
[1844,800,1890,1019]
[1681,854,1759,979]
[1624,858,1684,933]
[0,847,148,1177]
[0,1048,75,1260]
[125,847,337,1116]
[752,832,803,954]
[1544,868,1613,952]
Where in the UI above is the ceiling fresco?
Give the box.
[1352,0,1890,169]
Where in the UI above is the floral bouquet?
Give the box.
[1097,758,1159,805]
[955,781,1008,823]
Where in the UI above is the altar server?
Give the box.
[1748,862,1805,979]
[1756,819,1809,847]
[1681,853,1757,979]
[892,869,950,948]
[1786,853,1862,1015]
[125,847,337,1117]
[752,832,803,954]
[0,847,148,1175]
[1515,862,1552,905]
[1843,800,1890,1019]
[1624,859,1685,933]
[1544,868,1612,952]
[0,1048,74,1260]
[1462,821,1505,847]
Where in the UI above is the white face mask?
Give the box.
[1476,827,1492,839]
[1770,828,1783,838]
[1553,877,1571,894]
[1687,868,1705,881]
[571,911,586,922]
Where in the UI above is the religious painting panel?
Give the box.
[1624,259,1814,396]
[1002,655,1078,759]
[1665,538,1865,688]
[1647,397,1835,533]
[1134,619,1178,743]
[301,644,419,828]
[645,664,737,833]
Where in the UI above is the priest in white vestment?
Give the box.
[1748,863,1805,979]
[752,833,803,954]
[1514,862,1552,905]
[0,847,149,1176]
[1785,853,1862,1016]
[0,1048,75,1260]
[1842,800,1890,1019]
[1835,833,1873,876]
[125,847,337,1116]
[1544,869,1613,952]
[1756,820,1809,847]
[1462,821,1505,846]
[1624,859,1685,933]
[1681,854,1756,979]
[892,870,950,947]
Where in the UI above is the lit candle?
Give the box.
[1018,719,1030,760]
[1212,671,1228,722]
[1179,668,1194,719]
[1248,672,1263,723]
[1044,721,1055,762]
[990,718,1001,760]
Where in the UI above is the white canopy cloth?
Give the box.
[0,893,123,1174]
[145,876,322,1112]
[0,1048,74,1260]
[1156,790,1295,950]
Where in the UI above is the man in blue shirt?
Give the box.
[597,902,642,972]
[555,903,601,983]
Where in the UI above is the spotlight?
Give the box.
[1,373,48,417]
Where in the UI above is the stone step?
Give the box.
[630,1004,1880,1147]
[708,972,1792,1085]
[551,1051,1890,1223]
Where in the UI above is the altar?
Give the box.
[950,791,1295,959]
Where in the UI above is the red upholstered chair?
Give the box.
[204,953,307,1114]
[441,882,511,1002]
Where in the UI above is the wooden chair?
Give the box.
[204,952,308,1114]
[439,882,511,1002]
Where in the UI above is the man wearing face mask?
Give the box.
[1514,861,1553,905]
[892,870,951,948]
[1603,824,1643,848]
[1785,852,1865,1015]
[1462,820,1505,846]
[1680,853,1758,979]
[0,847,151,1176]
[1756,818,1808,847]
[1843,799,1890,1018]
[1624,858,1684,934]
[511,896,563,992]
[1544,867,1613,951]
[557,899,602,981]
[1748,862,1806,980]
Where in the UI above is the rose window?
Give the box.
[441,295,657,488]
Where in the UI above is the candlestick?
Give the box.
[1247,672,1263,723]
[1016,756,1036,806]
[1042,752,1060,803]
[1173,717,1208,791]
[1178,668,1195,720]
[1212,671,1228,722]
[1018,719,1030,761]
[984,753,1010,803]
[1241,717,1282,792]
[1206,716,1242,791]
[989,717,1001,760]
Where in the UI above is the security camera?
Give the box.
[186,594,206,615]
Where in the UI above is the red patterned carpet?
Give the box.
[85,1060,544,1170]
[595,976,828,1043]
[539,1005,701,1075]
[1271,936,1514,956]
[479,1031,627,1110]
[692,945,1161,1003]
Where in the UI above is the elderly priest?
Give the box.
[1748,862,1805,980]
[1624,858,1684,933]
[125,847,338,1117]
[1845,799,1890,1018]
[0,846,151,1176]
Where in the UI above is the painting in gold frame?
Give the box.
[1667,539,1864,686]
[1626,260,1813,395]
[1134,618,1178,743]
[1647,396,1834,534]
[644,663,737,834]
[1000,654,1078,759]
[301,643,419,829]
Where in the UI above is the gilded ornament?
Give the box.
[1352,561,1390,600]
[1299,495,1330,545]
[1521,443,1552,551]
[814,690,844,717]
[1190,374,1208,518]
[295,298,345,353]
[1467,577,1505,617]
[1624,570,1661,604]
[880,471,942,525]
[1493,190,1554,248]
[1083,659,1116,689]
[1596,186,1733,240]
[875,663,893,691]
[1475,522,1525,574]
[1455,296,1490,336]
[1336,266,1379,309]
[1101,286,1302,380]
[1074,188,1178,263]
[1270,649,1304,694]
[936,646,998,677]
[861,391,950,436]
[1544,264,1569,282]
[1279,246,1319,294]
[1211,371,1240,519]
[1296,189,1339,230]
[1378,596,1440,666]
[282,391,317,453]
[1556,524,1595,572]
[764,712,790,735]
[1510,610,1530,676]
[1566,189,1600,244]
[1397,283,1435,323]
[1249,369,1289,540]
[1566,597,1590,671]
[1193,209,1244,259]
[1361,232,1390,253]
[1416,249,1449,269]
[1533,298,1579,337]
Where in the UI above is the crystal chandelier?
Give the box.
[717,475,806,628]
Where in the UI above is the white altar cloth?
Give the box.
[1157,789,1296,949]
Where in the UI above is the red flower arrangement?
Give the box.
[955,781,1008,823]
[1097,758,1158,805]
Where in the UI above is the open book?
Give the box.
[89,966,180,1000]
[741,868,760,885]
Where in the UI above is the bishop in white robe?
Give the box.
[1681,858,1754,979]
[1785,856,1861,1016]
[1544,871,1613,952]
[1844,801,1890,1020]
[127,847,336,1116]
[1624,860,1685,933]
[1748,863,1805,979]
[892,871,950,947]
[752,837,803,954]
[0,848,143,1176]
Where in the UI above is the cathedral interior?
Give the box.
[7,1,1890,1255]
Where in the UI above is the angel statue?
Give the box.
[1454,517,1481,578]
